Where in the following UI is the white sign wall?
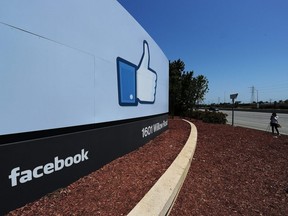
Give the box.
[0,0,168,135]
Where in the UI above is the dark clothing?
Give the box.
[270,113,279,135]
[270,122,279,135]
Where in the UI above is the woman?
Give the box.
[270,112,280,135]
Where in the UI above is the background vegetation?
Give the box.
[168,59,227,124]
[169,59,209,117]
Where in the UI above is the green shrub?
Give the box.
[187,110,227,124]
[188,110,203,120]
[202,111,227,124]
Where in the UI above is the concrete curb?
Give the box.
[128,119,198,216]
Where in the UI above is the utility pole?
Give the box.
[256,90,259,108]
[249,86,255,103]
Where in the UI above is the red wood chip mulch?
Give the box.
[7,118,288,215]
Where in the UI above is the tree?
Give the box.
[180,71,194,114]
[169,59,209,116]
[169,59,184,118]
[192,75,209,105]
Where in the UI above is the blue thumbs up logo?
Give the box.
[117,41,157,106]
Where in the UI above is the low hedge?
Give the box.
[186,110,227,124]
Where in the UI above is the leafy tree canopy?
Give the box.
[169,59,209,117]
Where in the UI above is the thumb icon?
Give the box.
[138,41,150,69]
[136,41,157,103]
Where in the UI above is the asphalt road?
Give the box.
[221,110,288,135]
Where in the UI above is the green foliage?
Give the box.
[169,59,184,117]
[189,110,203,120]
[169,59,209,117]
[186,110,227,124]
[202,111,227,124]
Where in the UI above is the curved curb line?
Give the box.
[128,119,197,216]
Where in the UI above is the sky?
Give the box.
[118,0,288,104]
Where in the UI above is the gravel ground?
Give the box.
[7,118,288,215]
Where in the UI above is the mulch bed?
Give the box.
[7,118,288,215]
[171,119,288,216]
